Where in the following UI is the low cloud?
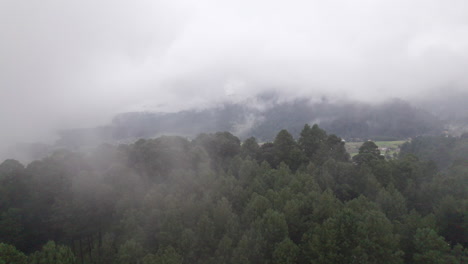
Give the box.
[1,0,467,149]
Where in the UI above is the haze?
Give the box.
[1,0,468,149]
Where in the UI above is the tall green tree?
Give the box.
[29,241,77,264]
[298,124,327,160]
[413,228,456,264]
[272,238,299,264]
[352,141,383,165]
[241,137,260,159]
[273,129,306,170]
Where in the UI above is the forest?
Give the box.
[55,98,444,149]
[5,97,451,163]
[0,124,467,264]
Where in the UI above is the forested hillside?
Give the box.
[1,125,466,264]
[5,97,446,163]
[400,134,468,170]
[56,98,443,149]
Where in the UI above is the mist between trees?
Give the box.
[0,125,467,264]
[5,96,452,164]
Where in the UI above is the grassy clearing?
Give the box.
[345,140,407,158]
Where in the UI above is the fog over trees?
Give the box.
[1,0,467,263]
[1,125,467,263]
[3,95,451,162]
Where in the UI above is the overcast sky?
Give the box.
[1,0,468,146]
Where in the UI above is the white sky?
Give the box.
[1,0,468,145]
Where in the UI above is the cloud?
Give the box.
[0,0,467,147]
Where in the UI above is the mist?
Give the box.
[1,0,468,152]
[2,1,468,259]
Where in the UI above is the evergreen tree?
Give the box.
[29,241,77,264]
[413,228,456,264]
[298,124,327,160]
[0,243,28,264]
[353,141,384,165]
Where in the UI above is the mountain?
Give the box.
[55,96,444,149]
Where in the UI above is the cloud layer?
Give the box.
[1,0,468,146]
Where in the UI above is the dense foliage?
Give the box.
[400,133,468,170]
[1,125,466,264]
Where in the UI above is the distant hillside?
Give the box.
[414,89,468,137]
[55,96,443,148]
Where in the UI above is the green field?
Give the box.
[345,140,407,158]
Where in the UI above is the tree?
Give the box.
[358,141,380,156]
[272,238,299,264]
[143,246,183,264]
[356,210,403,264]
[258,142,277,168]
[214,235,233,264]
[272,129,306,170]
[194,214,216,259]
[241,137,260,159]
[352,141,383,165]
[274,130,296,164]
[253,209,289,260]
[325,134,349,162]
[396,210,437,263]
[194,132,241,161]
[214,132,241,159]
[0,243,27,264]
[243,193,272,223]
[0,159,25,174]
[29,241,77,264]
[298,124,327,160]
[413,228,456,264]
[0,160,28,249]
[116,239,145,264]
[0,127,466,264]
[434,196,467,246]
[0,208,25,249]
[305,206,402,264]
[24,154,79,252]
[376,185,407,221]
